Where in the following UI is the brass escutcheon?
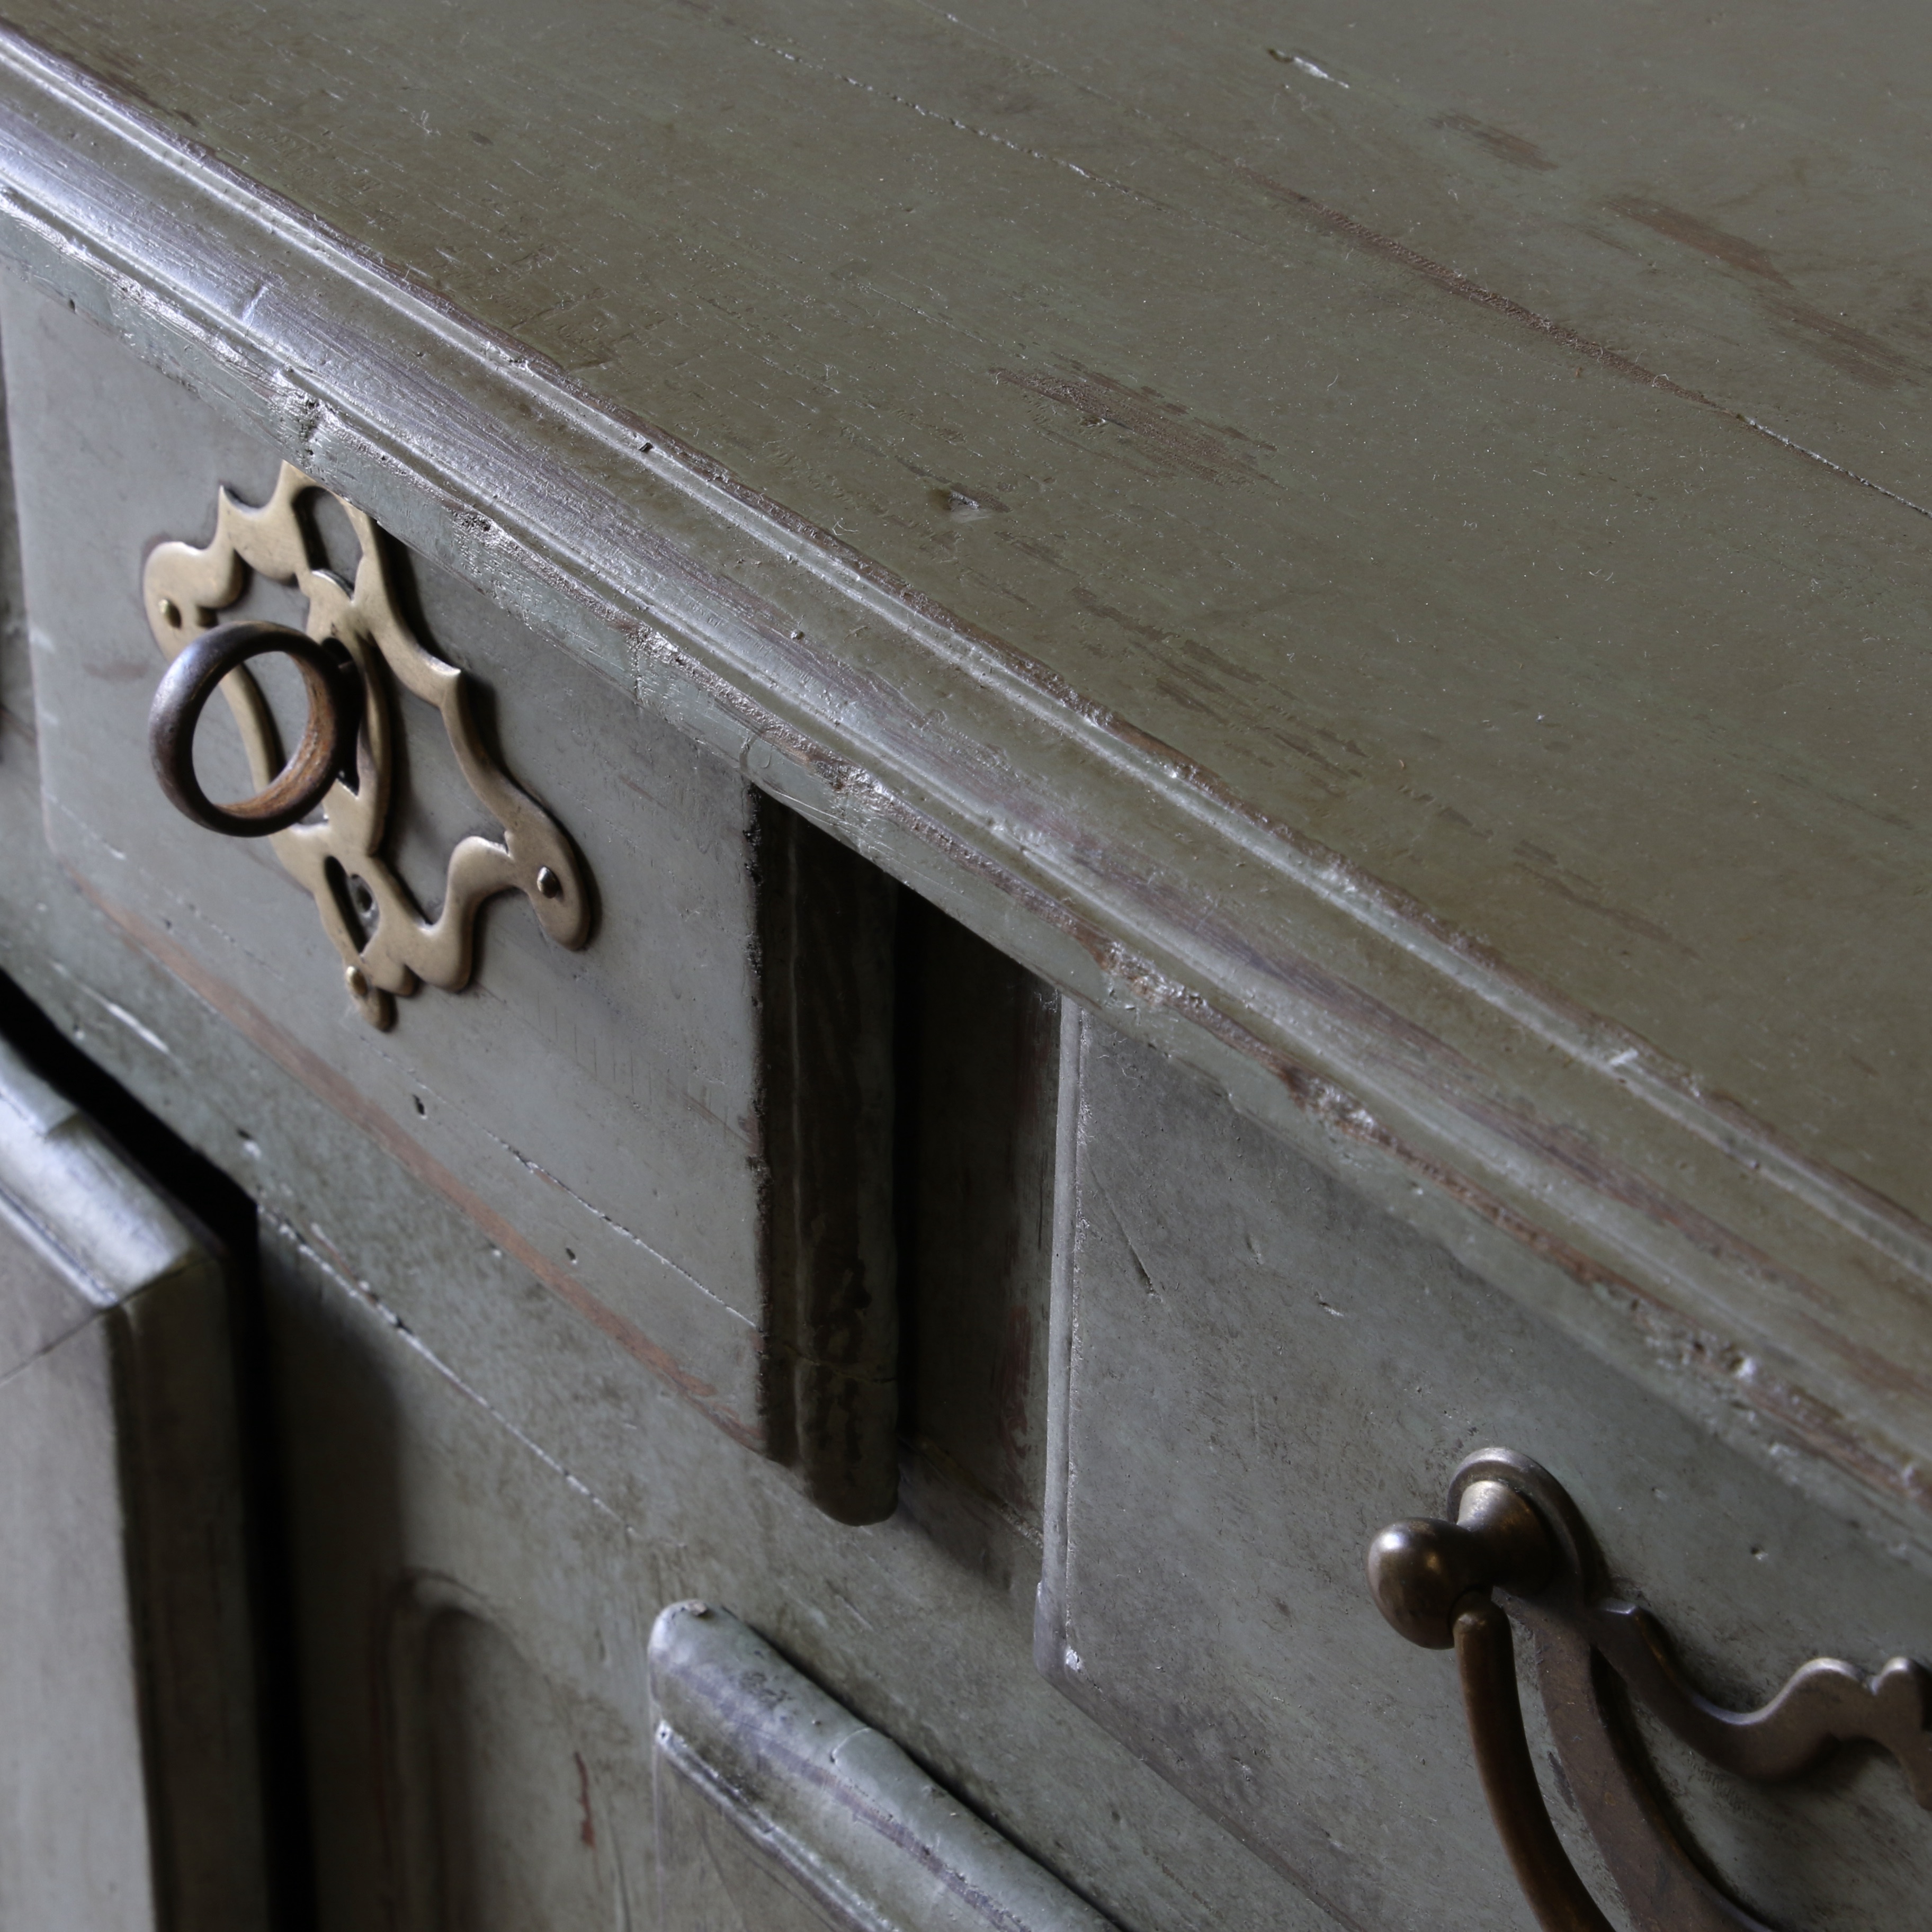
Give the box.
[143,464,591,1028]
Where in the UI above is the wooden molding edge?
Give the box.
[0,27,1927,1533]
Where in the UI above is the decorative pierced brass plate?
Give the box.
[144,465,589,1028]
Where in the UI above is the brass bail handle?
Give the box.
[1368,1480,1617,1932]
[148,620,360,837]
[1368,1450,1932,1932]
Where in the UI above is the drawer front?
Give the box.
[4,284,896,1505]
[1037,1009,1931,1931]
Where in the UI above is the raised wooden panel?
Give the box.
[386,1580,620,1932]
[263,1220,658,1932]
[0,1031,266,1930]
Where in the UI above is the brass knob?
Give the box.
[147,621,358,837]
[1366,1477,1554,1648]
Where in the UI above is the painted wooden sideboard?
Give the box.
[0,6,1928,1928]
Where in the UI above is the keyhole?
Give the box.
[348,876,377,922]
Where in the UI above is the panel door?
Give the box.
[0,1028,267,1930]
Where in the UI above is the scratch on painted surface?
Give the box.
[272,1206,632,1527]
[991,365,1269,484]
[1434,112,1557,172]
[1608,199,1789,283]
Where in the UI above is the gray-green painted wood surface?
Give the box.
[1040,1005,1932,1930]
[0,1032,268,1929]
[652,1600,1115,1932]
[0,357,1328,1931]
[8,280,779,1438]
[0,7,1919,1543]
[1,11,1929,1923]
[9,278,918,1515]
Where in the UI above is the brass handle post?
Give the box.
[148,620,358,837]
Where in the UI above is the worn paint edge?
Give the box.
[0,31,1926,1510]
[0,22,1918,1299]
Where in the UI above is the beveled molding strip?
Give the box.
[0,30,1928,1527]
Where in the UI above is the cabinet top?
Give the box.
[2,5,1929,1527]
